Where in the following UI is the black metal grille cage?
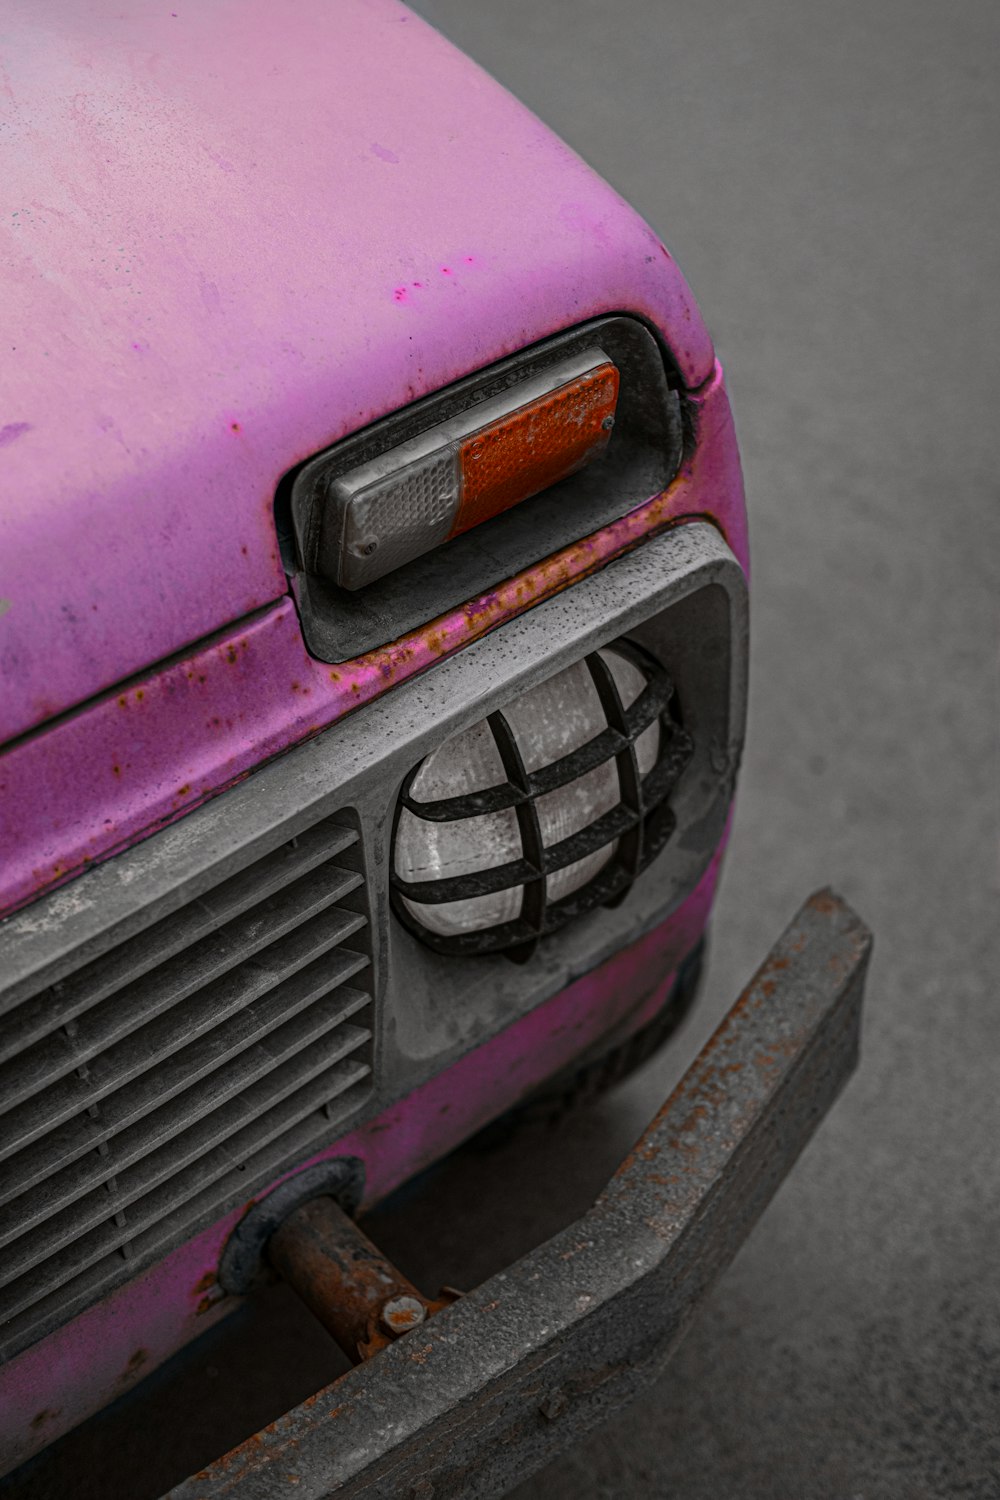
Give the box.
[0,814,373,1366]
[391,640,693,960]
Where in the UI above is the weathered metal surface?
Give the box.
[0,0,713,748]
[0,367,746,921]
[268,1198,453,1364]
[165,890,871,1500]
[0,518,742,1468]
[0,876,721,1476]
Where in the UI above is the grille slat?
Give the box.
[0,818,358,1042]
[0,975,371,1238]
[0,899,366,1162]
[0,1022,371,1294]
[0,811,374,1365]
[0,863,362,1120]
[0,1054,371,1360]
[0,1052,372,1335]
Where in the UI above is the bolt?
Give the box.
[380,1294,427,1338]
[539,1388,569,1421]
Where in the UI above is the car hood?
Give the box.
[0,0,712,747]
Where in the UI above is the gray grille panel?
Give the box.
[0,894,365,1143]
[0,1028,371,1300]
[2,1054,370,1359]
[0,818,359,1038]
[0,979,371,1240]
[0,813,373,1364]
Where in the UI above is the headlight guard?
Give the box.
[391,640,693,960]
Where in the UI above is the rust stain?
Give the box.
[116,1346,149,1388]
[193,1271,216,1294]
[30,1407,60,1431]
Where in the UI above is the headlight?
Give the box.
[391,639,692,958]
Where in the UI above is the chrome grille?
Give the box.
[0,813,373,1364]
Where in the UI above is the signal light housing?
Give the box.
[300,351,619,591]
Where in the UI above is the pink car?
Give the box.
[0,2,871,1493]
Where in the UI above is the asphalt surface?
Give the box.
[5,2,998,1497]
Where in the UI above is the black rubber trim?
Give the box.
[217,1157,365,1296]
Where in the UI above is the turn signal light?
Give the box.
[320,350,618,590]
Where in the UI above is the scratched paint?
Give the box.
[0,367,744,919]
[0,0,712,747]
[0,845,725,1475]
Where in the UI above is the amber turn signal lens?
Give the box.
[451,362,619,538]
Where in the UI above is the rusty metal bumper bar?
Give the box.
[168,889,871,1500]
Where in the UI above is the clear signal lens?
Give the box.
[326,350,618,590]
[340,451,458,588]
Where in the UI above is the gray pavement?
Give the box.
[407,3,1000,1495]
[5,2,998,1497]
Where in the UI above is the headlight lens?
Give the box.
[392,640,692,958]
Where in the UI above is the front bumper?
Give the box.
[168,889,871,1500]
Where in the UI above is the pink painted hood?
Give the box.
[0,0,713,748]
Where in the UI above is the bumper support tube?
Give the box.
[169,889,872,1500]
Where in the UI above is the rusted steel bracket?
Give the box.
[168,889,871,1500]
[269,1198,457,1362]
